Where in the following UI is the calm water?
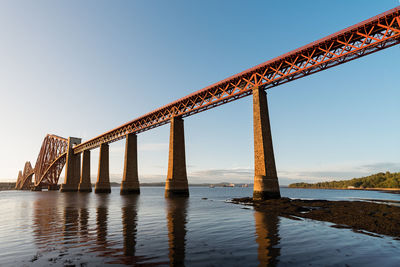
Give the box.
[1,187,400,266]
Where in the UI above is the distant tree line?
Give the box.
[289,172,400,189]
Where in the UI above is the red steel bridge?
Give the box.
[15,135,68,190]
[16,7,400,198]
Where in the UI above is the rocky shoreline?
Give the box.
[231,197,400,238]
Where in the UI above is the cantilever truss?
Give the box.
[16,134,68,189]
[74,7,400,154]
[15,171,23,189]
[15,162,34,190]
[34,135,68,186]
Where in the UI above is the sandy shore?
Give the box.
[232,197,400,238]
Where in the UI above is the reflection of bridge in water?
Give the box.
[254,209,280,266]
[16,7,400,199]
[166,197,188,266]
[31,194,280,266]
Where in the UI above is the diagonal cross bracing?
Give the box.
[74,7,400,154]
[34,134,68,186]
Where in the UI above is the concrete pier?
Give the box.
[95,143,111,193]
[79,150,92,192]
[165,117,189,197]
[120,133,140,194]
[60,137,82,192]
[252,87,281,200]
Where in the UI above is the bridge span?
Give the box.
[16,7,400,199]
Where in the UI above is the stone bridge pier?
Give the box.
[60,137,82,192]
[59,87,281,200]
[120,133,140,194]
[95,143,111,193]
[252,87,281,200]
[165,116,189,197]
[78,150,92,192]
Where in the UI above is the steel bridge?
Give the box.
[16,7,400,198]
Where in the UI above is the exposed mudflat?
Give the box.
[231,197,400,238]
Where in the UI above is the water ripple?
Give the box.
[0,187,399,266]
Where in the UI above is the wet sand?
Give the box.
[232,197,400,238]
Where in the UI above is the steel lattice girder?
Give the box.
[15,135,68,189]
[16,161,34,189]
[33,134,68,186]
[15,171,23,189]
[73,7,400,154]
[35,153,67,187]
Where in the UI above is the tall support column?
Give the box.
[252,87,281,200]
[165,116,189,197]
[95,143,111,193]
[79,150,92,192]
[120,133,140,194]
[60,137,82,192]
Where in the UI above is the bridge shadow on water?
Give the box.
[31,192,281,266]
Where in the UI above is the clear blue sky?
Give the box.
[1,0,399,185]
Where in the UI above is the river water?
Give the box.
[1,187,400,266]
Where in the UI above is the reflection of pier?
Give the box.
[62,193,92,247]
[32,193,64,248]
[254,210,280,266]
[30,193,282,266]
[121,195,139,261]
[31,193,159,264]
[32,192,92,250]
[94,195,159,265]
[63,193,80,244]
[96,195,109,249]
[166,197,188,266]
[78,193,90,238]
[90,195,135,262]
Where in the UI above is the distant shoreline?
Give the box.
[0,182,254,191]
[3,180,400,194]
[288,172,400,193]
[288,186,400,194]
